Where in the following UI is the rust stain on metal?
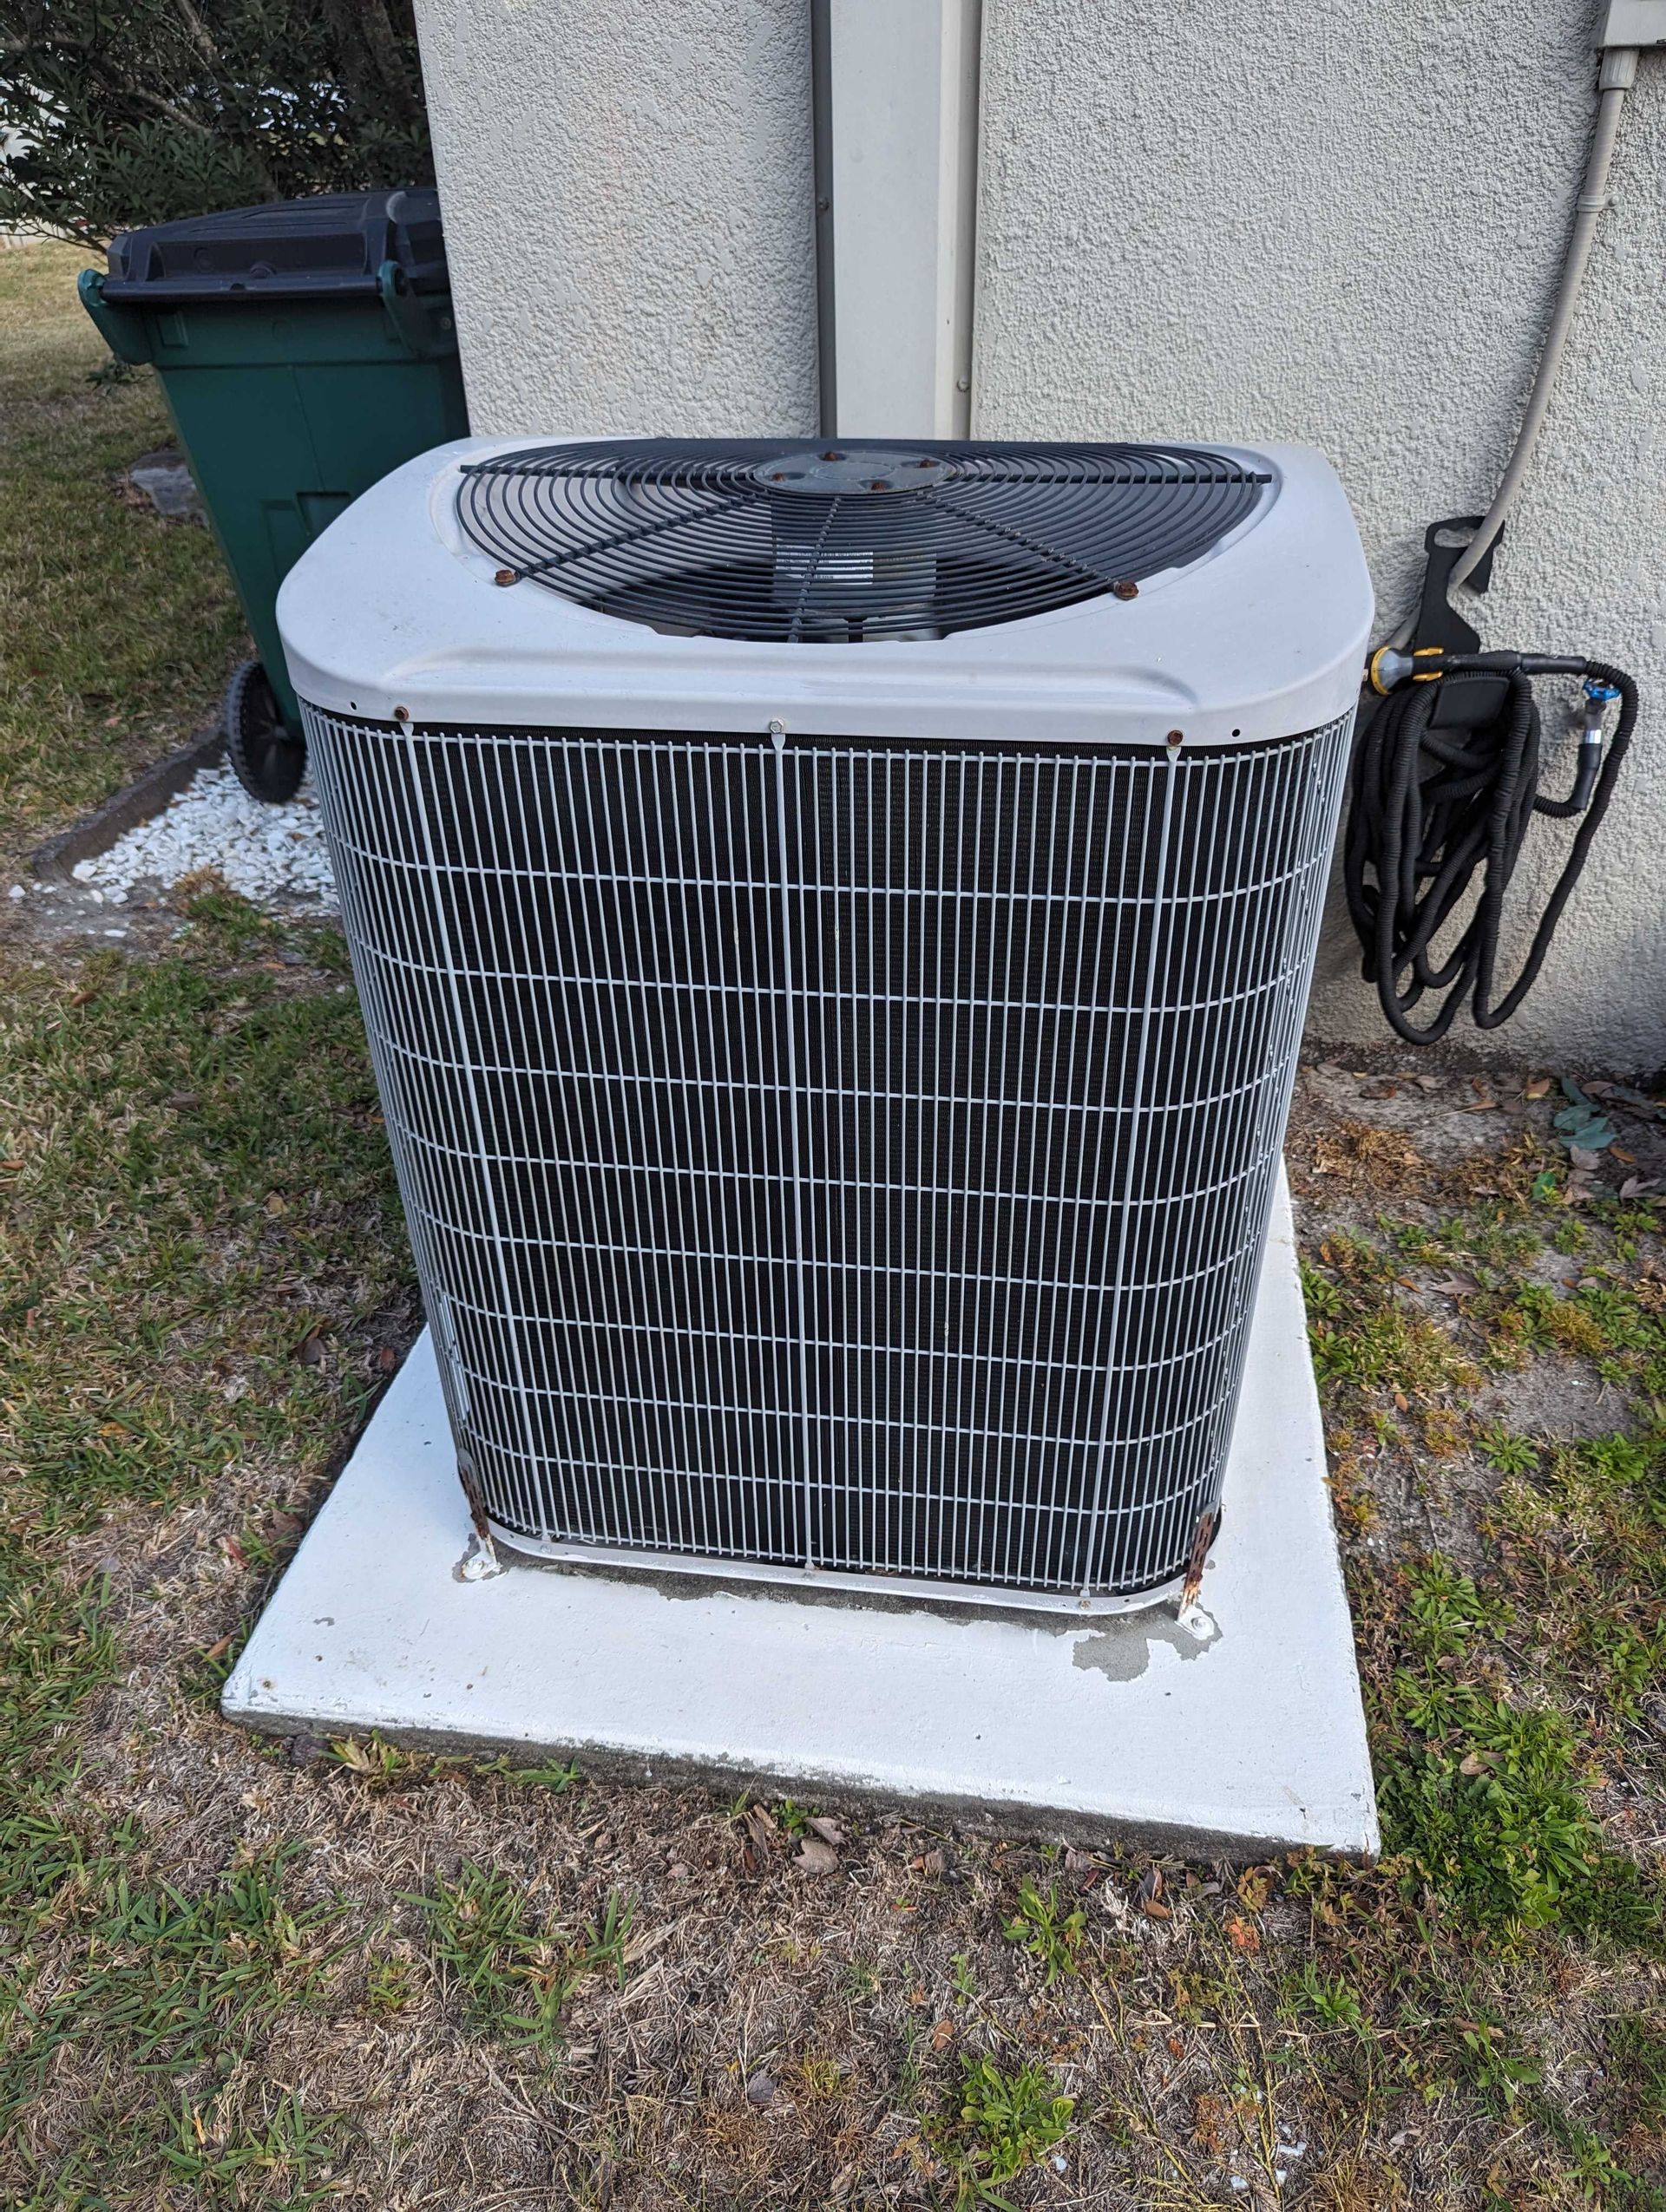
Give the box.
[456,1456,492,1544]
[1178,1507,1220,1613]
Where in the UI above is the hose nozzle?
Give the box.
[1570,680,1621,811]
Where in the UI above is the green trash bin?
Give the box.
[80,189,469,801]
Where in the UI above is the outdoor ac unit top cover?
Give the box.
[277,435,1374,748]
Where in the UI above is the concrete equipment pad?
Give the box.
[224,1175,1377,1858]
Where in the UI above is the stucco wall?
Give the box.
[411,0,819,438]
[975,0,1666,1072]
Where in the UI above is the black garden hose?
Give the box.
[1342,655,1636,1044]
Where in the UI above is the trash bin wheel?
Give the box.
[225,658,305,803]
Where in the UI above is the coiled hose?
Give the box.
[1342,658,1636,1044]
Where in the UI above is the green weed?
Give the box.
[1289,1962,1366,2036]
[1377,1561,1658,1938]
[1001,1880,1085,1984]
[1476,1425,1539,1476]
[930,2053,1074,2209]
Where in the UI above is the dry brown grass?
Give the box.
[1304,1118,1425,1194]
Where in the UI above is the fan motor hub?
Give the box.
[750,446,951,495]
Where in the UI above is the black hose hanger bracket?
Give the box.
[1346,526,1637,1044]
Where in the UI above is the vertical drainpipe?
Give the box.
[810,0,838,439]
[811,0,983,441]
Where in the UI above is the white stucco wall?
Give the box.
[411,0,819,438]
[975,0,1666,1072]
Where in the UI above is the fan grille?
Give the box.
[301,707,1353,1600]
[456,438,1271,643]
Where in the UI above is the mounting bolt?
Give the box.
[493,568,518,586]
[393,705,412,724]
[1112,579,1138,600]
[1165,729,1184,749]
[768,718,787,744]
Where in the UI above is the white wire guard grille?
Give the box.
[304,710,1353,1600]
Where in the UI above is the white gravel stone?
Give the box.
[72,766,337,909]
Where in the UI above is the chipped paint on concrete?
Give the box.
[1070,1604,1221,1684]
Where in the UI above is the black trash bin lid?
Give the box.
[102,188,448,305]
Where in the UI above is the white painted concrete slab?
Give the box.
[225,1175,1377,1858]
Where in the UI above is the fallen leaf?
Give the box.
[742,1805,777,1854]
[1524,1075,1552,1099]
[1137,1866,1172,1920]
[1569,1146,1606,1171]
[296,1334,326,1366]
[1459,1751,1489,1777]
[930,2018,955,2049]
[807,1816,847,1846]
[221,1535,249,1568]
[795,1837,840,1876]
[1394,1391,1409,1411]
[1427,1274,1479,1298]
[1236,1868,1273,1911]
[1555,1081,1617,1150]
[1224,1914,1261,1953]
[1620,1177,1659,1199]
[744,2073,776,2108]
[200,1633,233,1662]
[376,1345,398,1372]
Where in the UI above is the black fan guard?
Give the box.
[456,438,1271,645]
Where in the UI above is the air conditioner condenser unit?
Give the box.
[277,437,1373,1618]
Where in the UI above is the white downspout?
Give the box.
[817,0,982,440]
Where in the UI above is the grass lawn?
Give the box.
[0,239,1663,2209]
[0,241,245,834]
